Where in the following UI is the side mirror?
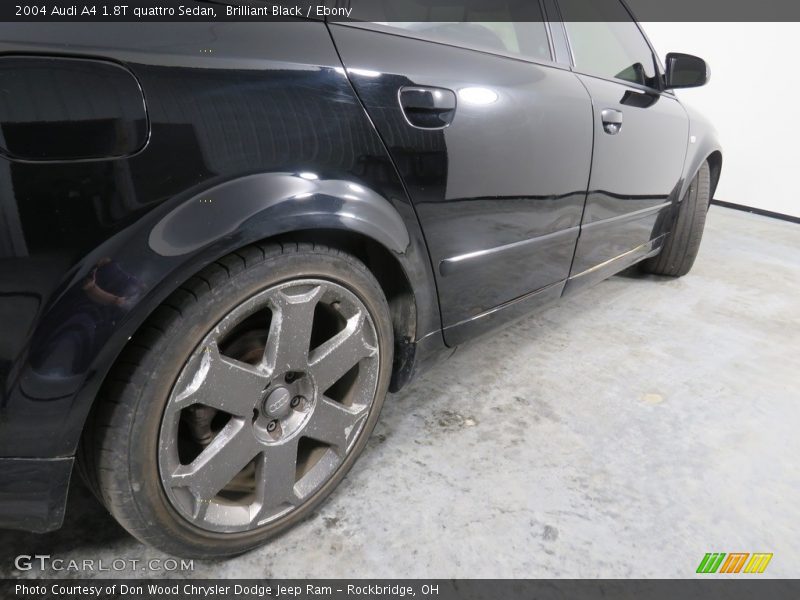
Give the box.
[664,53,710,89]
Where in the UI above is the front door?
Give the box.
[558,0,690,292]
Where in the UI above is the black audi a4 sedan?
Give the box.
[0,3,721,557]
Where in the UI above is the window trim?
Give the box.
[620,1,677,96]
[541,0,574,67]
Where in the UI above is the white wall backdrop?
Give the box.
[642,23,800,217]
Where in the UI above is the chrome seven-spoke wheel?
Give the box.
[80,244,393,557]
[159,279,379,532]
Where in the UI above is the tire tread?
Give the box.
[642,161,711,277]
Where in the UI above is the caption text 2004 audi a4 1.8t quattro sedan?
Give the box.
[0,1,721,557]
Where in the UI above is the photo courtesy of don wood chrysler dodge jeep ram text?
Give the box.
[0,2,721,558]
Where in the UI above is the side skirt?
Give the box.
[562,235,666,297]
[442,280,566,346]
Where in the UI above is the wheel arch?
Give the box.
[10,172,437,459]
[273,228,416,341]
[136,172,429,395]
[706,150,723,199]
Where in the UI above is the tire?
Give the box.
[641,161,711,277]
[79,242,393,558]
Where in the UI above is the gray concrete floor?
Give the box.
[2,206,798,579]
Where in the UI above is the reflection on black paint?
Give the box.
[0,25,432,459]
[29,258,144,377]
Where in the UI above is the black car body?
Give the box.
[0,2,721,554]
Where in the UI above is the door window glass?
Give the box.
[559,0,658,88]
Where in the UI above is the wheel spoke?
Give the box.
[169,419,260,502]
[172,342,270,417]
[254,439,300,521]
[308,311,376,393]
[305,398,369,456]
[264,286,325,372]
[159,277,382,532]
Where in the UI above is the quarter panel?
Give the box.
[0,22,440,458]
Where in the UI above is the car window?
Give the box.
[344,0,552,62]
[559,0,658,88]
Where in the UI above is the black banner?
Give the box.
[4,0,800,22]
[2,580,800,600]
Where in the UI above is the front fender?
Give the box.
[679,102,723,200]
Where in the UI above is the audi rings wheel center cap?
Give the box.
[263,387,291,419]
[252,375,316,445]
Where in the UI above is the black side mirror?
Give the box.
[664,53,710,89]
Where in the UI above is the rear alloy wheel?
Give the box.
[80,244,393,557]
[160,277,380,532]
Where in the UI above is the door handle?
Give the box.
[399,86,456,129]
[601,108,623,135]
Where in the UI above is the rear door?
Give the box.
[328,1,593,345]
[557,0,690,292]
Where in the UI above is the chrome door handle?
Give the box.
[601,108,623,135]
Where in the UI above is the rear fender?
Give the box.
[1,172,438,458]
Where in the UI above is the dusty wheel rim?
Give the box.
[158,278,380,533]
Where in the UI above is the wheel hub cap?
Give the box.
[263,387,291,418]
